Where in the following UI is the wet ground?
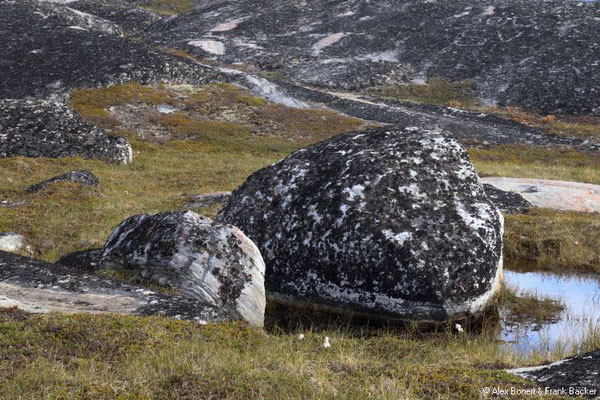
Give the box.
[501,269,600,356]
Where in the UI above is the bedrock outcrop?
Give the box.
[218,126,504,322]
[508,350,600,398]
[0,250,234,323]
[0,100,132,164]
[0,0,224,99]
[100,211,266,327]
[144,0,600,116]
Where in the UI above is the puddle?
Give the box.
[501,269,600,355]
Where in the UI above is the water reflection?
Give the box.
[501,269,600,355]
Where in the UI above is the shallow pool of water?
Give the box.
[501,270,600,355]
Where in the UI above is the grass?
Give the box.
[495,285,565,325]
[489,107,600,141]
[369,77,479,109]
[469,144,600,185]
[0,83,364,261]
[137,0,193,15]
[0,307,568,399]
[503,209,600,274]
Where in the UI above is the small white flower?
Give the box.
[298,334,305,340]
[323,336,331,348]
[455,323,464,333]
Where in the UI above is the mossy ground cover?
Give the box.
[137,0,193,15]
[0,307,566,399]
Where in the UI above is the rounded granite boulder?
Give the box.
[218,126,504,322]
[100,211,266,327]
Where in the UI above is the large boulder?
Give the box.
[0,100,132,164]
[100,211,266,327]
[218,126,504,322]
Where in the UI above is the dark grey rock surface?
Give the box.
[27,170,100,192]
[0,250,234,323]
[0,0,224,99]
[144,0,600,116]
[62,0,162,34]
[218,126,504,322]
[0,100,132,163]
[100,211,266,326]
[509,350,600,398]
[56,248,103,273]
[483,183,532,214]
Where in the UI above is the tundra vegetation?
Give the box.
[2,81,600,398]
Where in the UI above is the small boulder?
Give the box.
[27,170,100,193]
[218,126,504,322]
[189,192,232,208]
[100,211,266,327]
[0,233,25,254]
[482,184,532,214]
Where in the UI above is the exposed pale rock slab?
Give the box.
[0,251,234,323]
[481,177,600,213]
[218,126,504,322]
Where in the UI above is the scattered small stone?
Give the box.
[100,211,266,327]
[0,199,28,208]
[157,104,178,114]
[26,170,100,193]
[0,233,24,254]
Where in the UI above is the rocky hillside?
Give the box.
[145,0,600,116]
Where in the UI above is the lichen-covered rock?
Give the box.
[0,100,132,164]
[508,350,600,398]
[57,248,103,273]
[0,250,234,323]
[0,0,224,99]
[483,184,532,214]
[56,0,162,34]
[218,126,504,322]
[0,233,24,254]
[27,170,100,192]
[100,211,266,327]
[146,0,600,116]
